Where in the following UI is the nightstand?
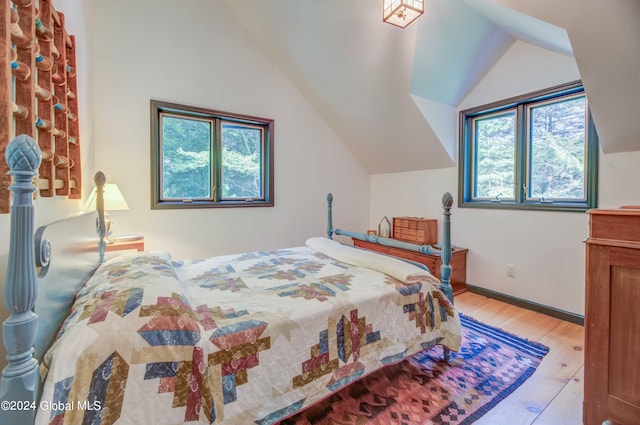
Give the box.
[353,239,468,295]
[105,237,145,252]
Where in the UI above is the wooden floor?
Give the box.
[455,291,585,425]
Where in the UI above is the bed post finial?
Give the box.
[327,193,334,239]
[0,135,42,424]
[440,192,454,303]
[94,171,107,263]
[94,171,106,186]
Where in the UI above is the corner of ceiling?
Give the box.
[410,94,457,162]
[409,0,578,162]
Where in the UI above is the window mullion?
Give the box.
[514,104,527,204]
[212,118,221,202]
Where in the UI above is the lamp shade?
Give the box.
[83,183,129,212]
[383,0,424,28]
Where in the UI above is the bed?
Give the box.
[0,135,461,424]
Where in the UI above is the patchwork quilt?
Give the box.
[36,238,461,425]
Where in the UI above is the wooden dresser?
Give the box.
[584,208,640,425]
[352,239,468,295]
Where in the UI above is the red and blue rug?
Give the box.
[279,313,550,425]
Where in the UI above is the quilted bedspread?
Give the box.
[36,238,461,425]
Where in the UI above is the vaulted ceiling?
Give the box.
[224,0,640,174]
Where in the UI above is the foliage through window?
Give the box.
[459,81,598,212]
[151,100,274,208]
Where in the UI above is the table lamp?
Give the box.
[83,183,129,242]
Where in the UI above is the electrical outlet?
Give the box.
[506,264,516,278]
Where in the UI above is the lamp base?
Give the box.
[104,214,114,243]
[95,212,114,243]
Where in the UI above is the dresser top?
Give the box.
[588,208,640,216]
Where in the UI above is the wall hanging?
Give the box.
[1,0,82,213]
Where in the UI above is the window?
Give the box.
[151,100,274,209]
[458,81,598,212]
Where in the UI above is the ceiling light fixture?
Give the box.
[383,0,424,28]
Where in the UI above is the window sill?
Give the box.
[152,200,274,209]
[458,200,592,213]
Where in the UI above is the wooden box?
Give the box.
[392,217,437,245]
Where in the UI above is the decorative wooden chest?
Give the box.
[392,217,437,245]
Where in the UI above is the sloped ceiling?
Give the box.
[224,0,640,174]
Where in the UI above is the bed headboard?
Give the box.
[0,135,106,424]
[33,211,102,360]
[34,171,108,360]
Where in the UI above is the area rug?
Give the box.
[278,313,550,425]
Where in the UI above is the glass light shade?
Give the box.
[383,0,424,28]
[83,183,129,212]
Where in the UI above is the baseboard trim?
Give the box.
[465,284,584,326]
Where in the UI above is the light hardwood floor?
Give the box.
[454,291,585,425]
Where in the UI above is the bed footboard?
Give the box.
[327,192,455,303]
[327,192,455,361]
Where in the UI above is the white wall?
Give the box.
[370,41,640,315]
[0,0,367,370]
[90,0,369,259]
[0,0,95,370]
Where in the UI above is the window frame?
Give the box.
[151,100,274,209]
[458,81,598,212]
